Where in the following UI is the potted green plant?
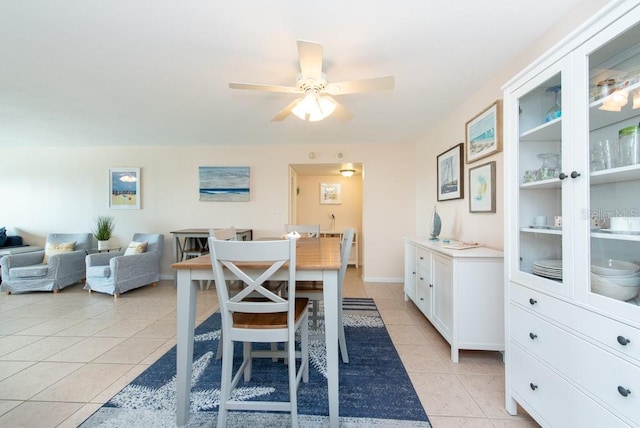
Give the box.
[93,216,116,250]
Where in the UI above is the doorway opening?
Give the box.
[289,163,363,268]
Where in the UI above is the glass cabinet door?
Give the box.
[585,16,640,321]
[511,58,572,297]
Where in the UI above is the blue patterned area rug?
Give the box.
[80,298,431,427]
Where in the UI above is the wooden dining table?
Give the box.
[172,237,342,427]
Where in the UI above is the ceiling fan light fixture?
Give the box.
[291,92,336,122]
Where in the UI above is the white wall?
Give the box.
[0,142,415,282]
[414,0,610,250]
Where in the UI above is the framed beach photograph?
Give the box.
[320,183,342,204]
[469,161,496,213]
[437,143,464,201]
[466,100,502,163]
[109,167,141,209]
[199,166,250,202]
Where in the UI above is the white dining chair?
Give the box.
[210,226,237,242]
[294,228,354,363]
[208,237,309,428]
[284,223,320,238]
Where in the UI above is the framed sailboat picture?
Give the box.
[437,143,464,201]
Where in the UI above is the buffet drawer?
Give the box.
[510,282,640,365]
[511,304,640,424]
[510,343,625,427]
[416,247,430,270]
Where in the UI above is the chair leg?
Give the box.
[216,334,223,360]
[302,315,309,383]
[288,332,298,428]
[217,335,233,428]
[53,289,60,294]
[338,308,349,363]
[311,300,319,330]
[243,342,252,382]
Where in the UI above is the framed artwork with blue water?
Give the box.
[466,99,502,163]
[199,166,250,202]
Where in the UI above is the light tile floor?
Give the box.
[0,268,538,427]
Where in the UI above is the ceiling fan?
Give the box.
[229,40,394,122]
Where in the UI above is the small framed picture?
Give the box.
[437,143,464,201]
[109,167,141,209]
[466,100,502,163]
[320,183,341,204]
[469,161,496,213]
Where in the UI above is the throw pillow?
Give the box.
[124,240,148,256]
[0,227,6,247]
[43,241,76,264]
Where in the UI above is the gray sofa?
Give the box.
[0,233,93,293]
[84,233,164,296]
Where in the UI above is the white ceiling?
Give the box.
[0,0,585,147]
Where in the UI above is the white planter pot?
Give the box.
[97,240,110,251]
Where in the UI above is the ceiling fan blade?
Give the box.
[271,98,302,121]
[325,76,394,95]
[297,40,323,79]
[229,82,300,93]
[325,95,353,122]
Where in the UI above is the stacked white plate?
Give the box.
[591,259,640,301]
[532,259,562,279]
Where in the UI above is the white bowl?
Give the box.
[591,259,640,276]
[591,273,640,301]
[597,273,640,286]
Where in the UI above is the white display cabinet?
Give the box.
[503,2,640,426]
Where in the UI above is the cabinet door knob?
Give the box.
[419,277,424,280]
[429,284,433,288]
[617,335,631,346]
[570,171,581,179]
[529,332,538,340]
[529,298,537,305]
[558,172,567,180]
[530,383,538,391]
[618,386,631,397]
[419,256,424,260]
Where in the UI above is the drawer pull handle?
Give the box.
[419,277,424,280]
[529,332,538,340]
[530,383,538,391]
[419,256,424,260]
[617,336,631,346]
[529,298,537,305]
[618,386,631,397]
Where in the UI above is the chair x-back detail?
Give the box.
[208,237,309,428]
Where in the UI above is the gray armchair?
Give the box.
[84,233,164,297]
[0,233,93,294]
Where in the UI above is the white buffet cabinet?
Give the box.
[503,2,640,426]
[404,237,504,362]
